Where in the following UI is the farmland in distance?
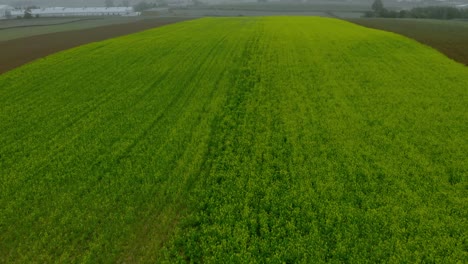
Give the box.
[0,17,191,74]
[0,17,188,42]
[349,18,468,66]
[0,17,467,262]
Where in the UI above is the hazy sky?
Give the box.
[2,0,467,8]
[3,0,145,7]
[3,0,378,7]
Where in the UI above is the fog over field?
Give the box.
[1,15,467,263]
[3,0,468,8]
[5,0,139,7]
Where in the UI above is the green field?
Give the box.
[0,17,467,262]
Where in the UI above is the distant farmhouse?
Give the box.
[0,5,14,19]
[9,7,135,18]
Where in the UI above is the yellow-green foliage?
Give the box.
[0,17,467,263]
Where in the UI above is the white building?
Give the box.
[10,7,134,17]
[0,5,14,19]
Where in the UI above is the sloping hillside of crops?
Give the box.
[0,17,467,263]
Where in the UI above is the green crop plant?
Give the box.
[0,17,467,263]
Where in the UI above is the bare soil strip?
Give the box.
[348,18,468,66]
[0,17,192,74]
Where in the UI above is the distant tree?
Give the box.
[410,6,463,20]
[371,0,384,13]
[363,11,376,17]
[23,8,33,19]
[193,0,204,6]
[398,10,410,18]
[122,0,130,7]
[364,4,468,19]
[156,0,168,7]
[105,0,114,7]
[133,1,152,11]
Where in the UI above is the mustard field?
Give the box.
[0,17,467,262]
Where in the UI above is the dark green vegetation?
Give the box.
[349,18,468,66]
[194,3,369,12]
[0,17,467,262]
[177,2,369,18]
[365,5,468,19]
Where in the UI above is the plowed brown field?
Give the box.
[348,18,468,66]
[0,17,191,74]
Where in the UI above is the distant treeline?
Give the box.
[133,1,168,12]
[365,6,468,19]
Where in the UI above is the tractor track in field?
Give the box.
[0,17,193,75]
